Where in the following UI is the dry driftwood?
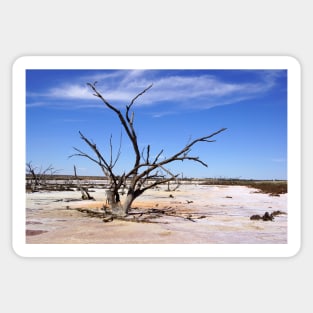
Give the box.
[67,205,209,224]
[250,210,286,221]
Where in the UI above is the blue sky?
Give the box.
[26,69,287,179]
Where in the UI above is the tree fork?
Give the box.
[72,83,227,217]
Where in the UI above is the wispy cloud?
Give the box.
[26,101,48,108]
[26,69,284,112]
[49,84,92,99]
[151,111,177,118]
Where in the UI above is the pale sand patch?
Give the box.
[26,184,287,244]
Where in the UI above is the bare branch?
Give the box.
[171,156,208,167]
[109,134,113,167]
[158,164,177,179]
[139,175,179,194]
[126,84,153,118]
[146,145,150,164]
[87,82,121,114]
[71,147,103,167]
[130,111,134,125]
[111,131,122,169]
[158,128,227,168]
[87,82,151,168]
[152,149,164,164]
[72,131,118,184]
[125,84,152,165]
[133,128,227,184]
[141,144,151,164]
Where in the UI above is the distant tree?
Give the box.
[26,162,59,191]
[73,165,94,200]
[71,83,226,217]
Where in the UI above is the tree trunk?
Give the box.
[121,187,143,215]
[122,192,136,215]
[108,189,137,217]
[106,189,126,217]
[81,187,94,200]
[111,202,125,217]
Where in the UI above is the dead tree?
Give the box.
[26,162,59,191]
[73,165,94,200]
[71,83,227,217]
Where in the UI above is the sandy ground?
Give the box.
[26,184,287,244]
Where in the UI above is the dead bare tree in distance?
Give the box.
[71,82,227,217]
[26,162,59,192]
[73,165,94,200]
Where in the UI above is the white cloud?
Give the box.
[26,101,47,108]
[49,84,92,99]
[152,111,176,118]
[27,70,283,111]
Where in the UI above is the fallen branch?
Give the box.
[67,205,209,224]
[250,210,287,221]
